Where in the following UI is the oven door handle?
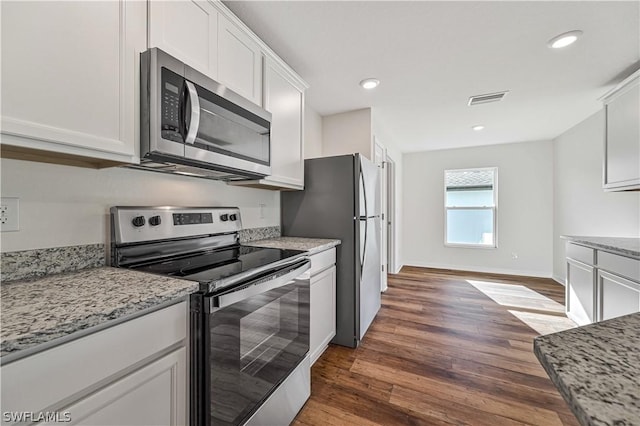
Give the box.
[210,259,310,310]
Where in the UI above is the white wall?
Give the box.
[403,140,554,277]
[304,104,323,159]
[322,108,372,160]
[553,110,640,282]
[0,158,280,252]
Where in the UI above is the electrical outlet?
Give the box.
[0,197,20,232]
[511,252,519,260]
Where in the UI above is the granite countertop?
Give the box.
[1,267,198,361]
[245,236,341,255]
[534,313,640,426]
[561,236,640,259]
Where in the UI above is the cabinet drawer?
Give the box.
[566,243,595,266]
[598,251,640,282]
[1,301,187,417]
[310,248,336,276]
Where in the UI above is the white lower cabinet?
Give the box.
[0,302,188,426]
[303,248,337,365]
[566,258,596,326]
[51,348,186,426]
[565,242,640,324]
[310,266,337,365]
[598,270,640,321]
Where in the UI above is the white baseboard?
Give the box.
[402,260,552,279]
[552,275,566,286]
[392,264,404,274]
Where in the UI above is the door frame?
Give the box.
[374,138,388,292]
[386,155,397,274]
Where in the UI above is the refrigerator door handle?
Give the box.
[360,167,368,219]
[360,218,367,274]
[359,165,368,273]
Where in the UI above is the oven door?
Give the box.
[192,259,310,426]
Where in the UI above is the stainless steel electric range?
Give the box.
[110,206,311,426]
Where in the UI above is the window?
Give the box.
[444,167,497,248]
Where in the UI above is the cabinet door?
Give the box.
[148,0,218,79]
[310,266,336,365]
[566,259,596,325]
[0,0,143,164]
[45,348,187,426]
[603,73,640,191]
[598,270,640,321]
[263,58,305,188]
[218,14,263,105]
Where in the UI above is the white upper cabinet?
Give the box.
[148,0,219,80]
[601,69,640,192]
[217,14,263,106]
[0,0,145,166]
[262,58,306,189]
[230,58,307,190]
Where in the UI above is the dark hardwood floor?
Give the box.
[293,266,579,426]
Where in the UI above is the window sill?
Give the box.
[444,243,498,250]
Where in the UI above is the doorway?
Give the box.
[374,139,398,289]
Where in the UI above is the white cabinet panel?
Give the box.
[229,58,306,190]
[1,302,188,425]
[148,0,218,79]
[566,259,596,326]
[309,265,336,365]
[47,348,187,426]
[598,271,640,321]
[217,14,263,106]
[602,70,640,191]
[264,58,305,187]
[1,0,144,164]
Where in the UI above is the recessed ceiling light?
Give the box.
[472,125,485,131]
[359,78,380,89]
[548,30,583,49]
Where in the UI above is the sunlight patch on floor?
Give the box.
[508,310,576,335]
[466,279,577,335]
[466,280,566,313]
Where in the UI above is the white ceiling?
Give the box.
[224,1,640,152]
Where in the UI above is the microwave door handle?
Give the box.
[184,81,200,144]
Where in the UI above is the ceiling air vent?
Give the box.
[468,91,509,106]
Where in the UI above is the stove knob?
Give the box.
[149,215,162,226]
[229,214,238,221]
[132,216,146,227]
[220,214,229,222]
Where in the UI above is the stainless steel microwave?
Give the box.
[137,48,271,181]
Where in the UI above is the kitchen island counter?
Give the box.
[1,267,198,362]
[534,312,640,426]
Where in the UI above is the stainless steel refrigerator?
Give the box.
[281,153,381,348]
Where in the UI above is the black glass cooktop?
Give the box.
[130,245,305,285]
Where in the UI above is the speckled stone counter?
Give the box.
[1,244,105,282]
[245,237,341,255]
[561,236,640,260]
[1,267,198,361]
[534,313,640,426]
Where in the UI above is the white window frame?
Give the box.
[444,167,498,249]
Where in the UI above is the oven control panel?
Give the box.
[111,207,242,244]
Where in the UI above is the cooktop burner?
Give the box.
[129,245,305,285]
